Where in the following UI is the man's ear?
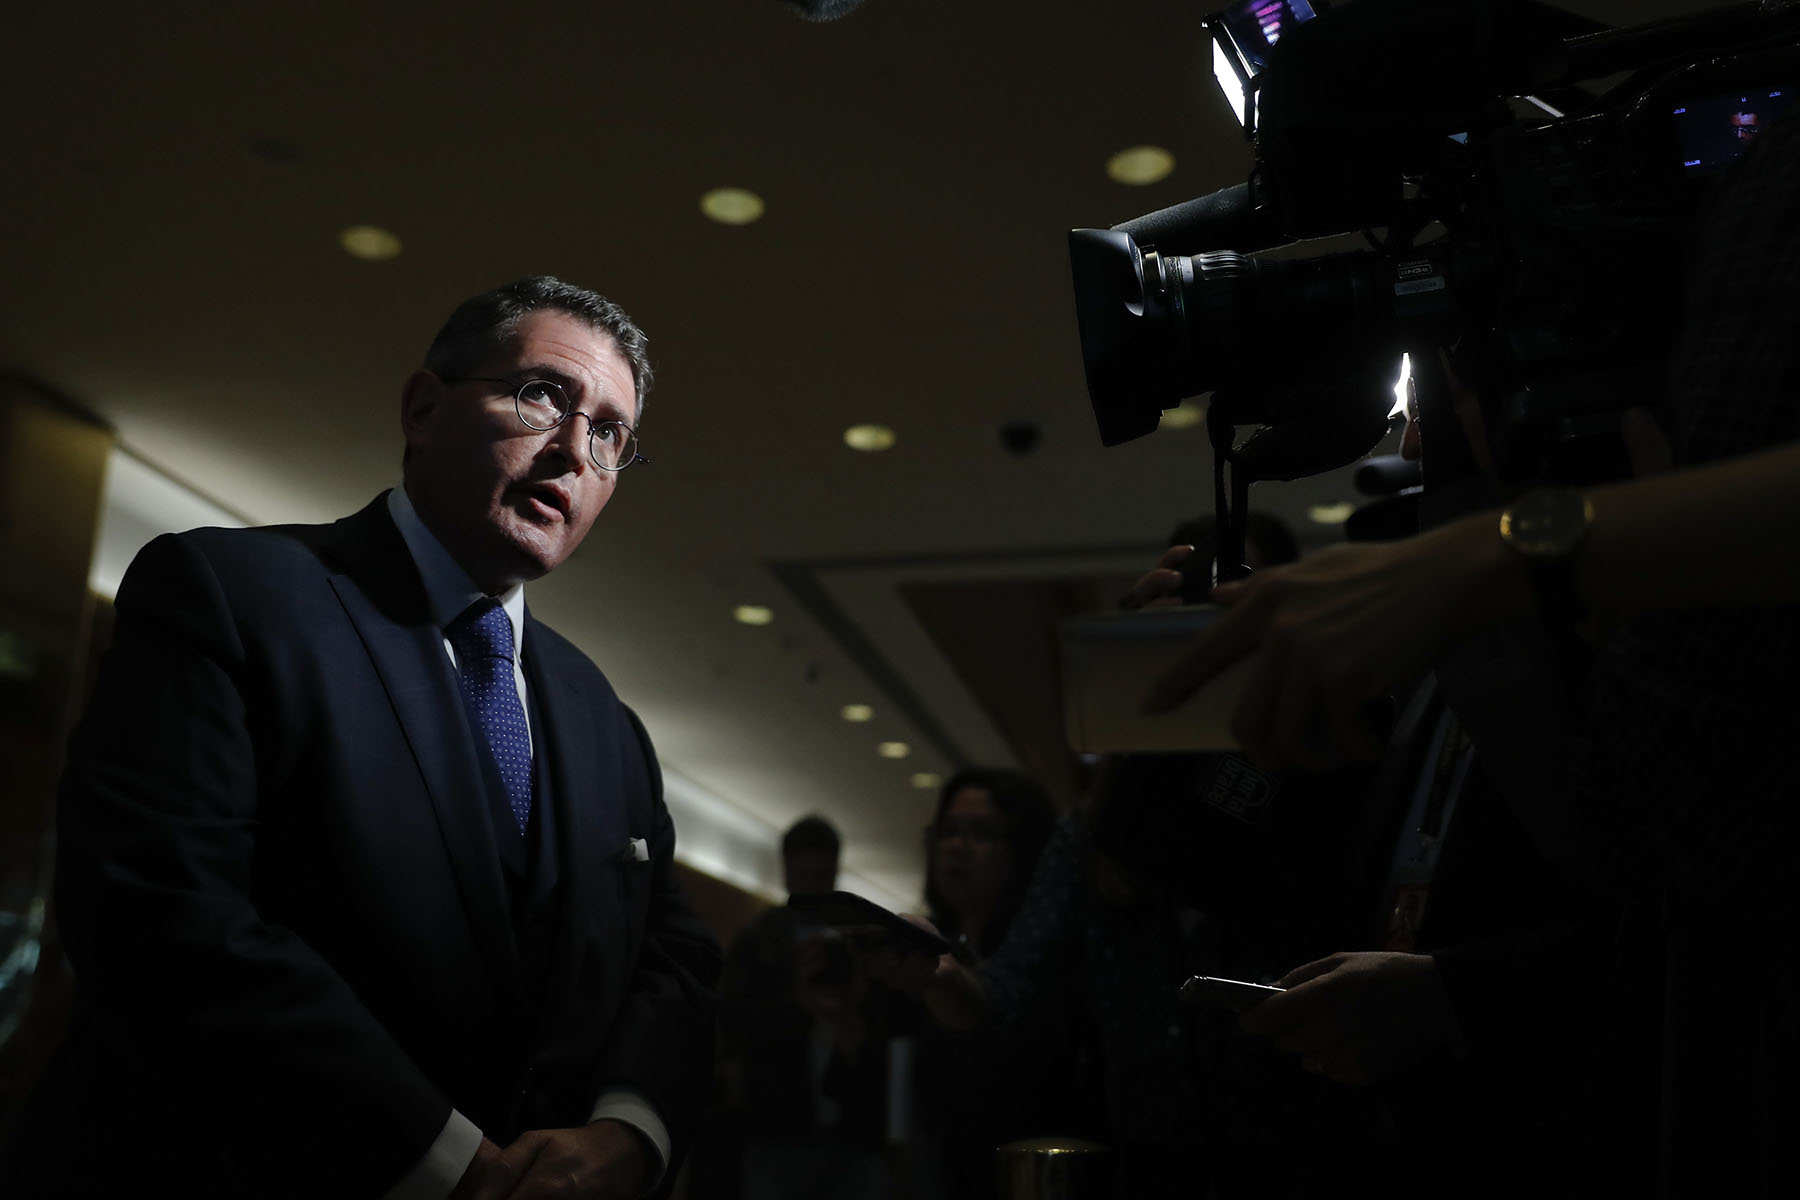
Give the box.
[400,370,443,453]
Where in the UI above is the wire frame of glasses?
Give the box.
[513,379,642,471]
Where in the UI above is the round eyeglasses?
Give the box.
[440,375,645,471]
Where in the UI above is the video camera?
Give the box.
[1069,0,1799,570]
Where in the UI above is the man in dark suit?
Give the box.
[1,277,721,1198]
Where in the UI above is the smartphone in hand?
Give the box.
[1179,974,1286,1011]
[786,891,952,958]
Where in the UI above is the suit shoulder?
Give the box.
[122,523,338,602]
[158,492,389,575]
[170,521,336,562]
[116,512,402,646]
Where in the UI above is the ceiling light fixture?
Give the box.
[877,741,910,759]
[700,187,766,226]
[1106,145,1175,186]
[1161,401,1206,430]
[1308,502,1357,525]
[339,225,402,261]
[840,704,874,723]
[733,605,775,626]
[843,424,896,452]
[910,772,941,790]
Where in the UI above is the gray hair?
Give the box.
[423,276,653,420]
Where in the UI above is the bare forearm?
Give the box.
[1581,440,1800,616]
[1419,439,1800,644]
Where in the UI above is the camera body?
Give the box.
[1070,0,1799,487]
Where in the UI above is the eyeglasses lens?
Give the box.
[514,380,637,470]
[590,422,636,471]
[516,380,567,430]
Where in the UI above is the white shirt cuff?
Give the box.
[382,1109,483,1200]
[590,1089,671,1191]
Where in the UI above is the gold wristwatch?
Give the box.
[1498,486,1594,629]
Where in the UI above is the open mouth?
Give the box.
[512,483,569,522]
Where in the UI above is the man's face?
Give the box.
[401,309,638,593]
[783,850,838,899]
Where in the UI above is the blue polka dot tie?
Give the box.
[447,599,533,834]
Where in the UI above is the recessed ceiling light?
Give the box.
[1161,401,1206,430]
[733,604,775,625]
[339,225,402,261]
[1107,145,1176,186]
[840,704,875,723]
[910,772,941,790]
[843,424,896,452]
[877,741,910,759]
[1308,502,1357,525]
[700,187,766,226]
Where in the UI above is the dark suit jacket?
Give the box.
[4,495,720,1197]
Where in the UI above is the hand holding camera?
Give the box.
[1142,515,1528,771]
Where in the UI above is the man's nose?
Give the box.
[542,414,592,471]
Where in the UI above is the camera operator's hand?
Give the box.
[853,925,945,992]
[1143,516,1527,771]
[1120,543,1196,610]
[1238,951,1463,1087]
[1139,418,1800,774]
[854,914,989,1031]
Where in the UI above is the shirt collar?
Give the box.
[387,486,526,660]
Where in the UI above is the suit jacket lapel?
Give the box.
[523,615,626,1008]
[322,497,518,986]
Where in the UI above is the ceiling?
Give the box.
[1,0,1730,906]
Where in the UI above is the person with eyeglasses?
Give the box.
[922,770,1055,965]
[905,770,1093,1200]
[1,277,719,1200]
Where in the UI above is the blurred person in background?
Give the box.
[891,515,1350,1200]
[717,816,906,1200]
[922,769,1057,963]
[1145,107,1800,1196]
[910,769,1082,1200]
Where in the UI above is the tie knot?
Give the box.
[447,599,515,664]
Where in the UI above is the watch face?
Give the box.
[1501,487,1593,557]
